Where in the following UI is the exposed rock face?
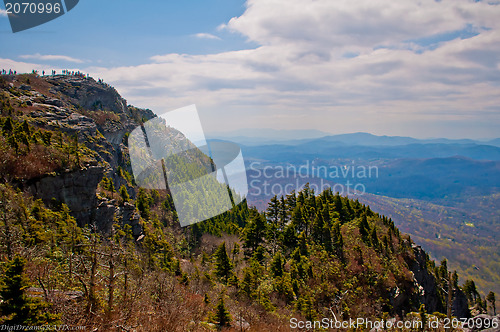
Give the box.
[408,245,470,318]
[27,166,105,226]
[45,75,154,148]
[7,75,156,235]
[453,288,471,319]
[46,76,127,115]
[409,245,443,313]
[95,199,141,237]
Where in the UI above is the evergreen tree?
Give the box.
[332,222,344,260]
[241,211,265,256]
[2,117,13,134]
[0,256,59,325]
[359,214,370,243]
[266,195,280,254]
[119,185,129,203]
[270,252,284,277]
[370,227,379,249]
[214,242,233,283]
[213,295,232,327]
[419,304,427,331]
[240,268,254,298]
[463,279,480,305]
[252,246,266,264]
[136,188,151,219]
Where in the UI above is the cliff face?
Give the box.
[1,74,156,233]
[409,245,443,313]
[407,245,470,318]
[27,165,104,227]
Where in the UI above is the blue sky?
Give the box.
[1,0,499,139]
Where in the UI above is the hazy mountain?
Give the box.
[208,128,331,141]
[215,131,500,148]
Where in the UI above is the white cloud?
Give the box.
[0,8,7,17]
[19,53,84,63]
[4,0,500,138]
[192,33,221,40]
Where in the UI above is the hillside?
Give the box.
[0,73,497,331]
[239,135,500,301]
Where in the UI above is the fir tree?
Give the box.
[419,304,427,331]
[213,295,232,327]
[241,211,266,256]
[359,214,370,243]
[332,222,344,260]
[119,185,129,203]
[0,256,60,325]
[214,242,233,283]
[270,252,284,277]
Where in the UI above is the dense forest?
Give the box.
[0,73,497,331]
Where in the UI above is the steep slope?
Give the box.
[1,73,156,230]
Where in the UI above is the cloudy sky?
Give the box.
[1,0,499,139]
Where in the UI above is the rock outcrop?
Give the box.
[408,245,470,318]
[2,74,157,236]
[409,245,443,313]
[27,165,104,226]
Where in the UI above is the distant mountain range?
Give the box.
[208,128,331,142]
[212,131,500,148]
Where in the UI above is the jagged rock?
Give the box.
[95,198,117,234]
[19,84,31,91]
[45,98,64,107]
[390,286,407,311]
[462,314,500,332]
[27,166,105,226]
[234,316,250,330]
[453,288,471,319]
[407,245,442,313]
[94,199,143,238]
[118,202,142,238]
[8,75,155,236]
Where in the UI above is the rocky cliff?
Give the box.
[0,73,156,234]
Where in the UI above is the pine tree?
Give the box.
[370,227,379,249]
[359,214,370,243]
[463,279,480,305]
[213,295,232,327]
[119,185,129,203]
[241,211,266,256]
[0,256,60,325]
[231,243,240,264]
[332,222,344,260]
[241,268,254,298]
[2,117,13,134]
[214,242,233,283]
[270,252,284,277]
[266,195,280,254]
[419,304,427,331]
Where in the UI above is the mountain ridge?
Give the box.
[214,131,500,148]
